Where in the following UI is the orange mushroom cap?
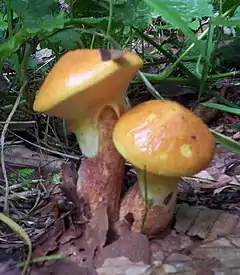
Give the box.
[33,49,143,119]
[113,100,215,177]
[33,49,143,157]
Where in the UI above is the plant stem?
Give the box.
[209,70,240,80]
[4,0,23,84]
[133,73,198,86]
[199,21,215,99]
[5,0,13,37]
[20,43,34,108]
[106,0,113,49]
[137,71,164,99]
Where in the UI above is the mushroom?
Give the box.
[113,99,215,234]
[33,49,143,224]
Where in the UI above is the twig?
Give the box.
[0,190,38,202]
[137,71,164,99]
[1,82,27,214]
[4,128,80,160]
[0,120,36,124]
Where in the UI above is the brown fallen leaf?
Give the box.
[56,203,109,270]
[94,218,151,268]
[58,226,83,244]
[59,162,90,222]
[33,220,64,258]
[194,97,221,124]
[96,257,152,275]
[2,144,64,176]
[149,204,240,274]
[232,132,240,141]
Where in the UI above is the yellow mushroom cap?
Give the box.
[113,100,215,177]
[33,49,143,119]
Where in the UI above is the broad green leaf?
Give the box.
[151,0,214,21]
[70,0,108,18]
[69,17,110,24]
[188,19,201,31]
[47,29,82,50]
[0,27,32,59]
[11,0,60,28]
[0,21,7,31]
[211,130,240,153]
[114,0,154,29]
[25,13,67,33]
[143,0,207,56]
[202,102,240,116]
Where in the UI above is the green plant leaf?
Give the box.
[70,0,108,18]
[202,102,240,116]
[152,0,214,20]
[211,129,240,153]
[46,29,82,50]
[114,0,154,29]
[11,0,60,28]
[143,0,207,56]
[52,173,61,185]
[0,21,7,31]
[18,168,35,177]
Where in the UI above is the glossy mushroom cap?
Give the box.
[33,49,143,157]
[33,49,143,119]
[113,100,215,177]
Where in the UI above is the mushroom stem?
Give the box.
[74,106,125,223]
[120,170,179,234]
[137,169,179,206]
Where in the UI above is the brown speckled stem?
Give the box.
[76,106,125,224]
[119,172,179,235]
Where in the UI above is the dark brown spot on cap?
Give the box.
[99,49,125,61]
[191,135,197,140]
[163,192,173,205]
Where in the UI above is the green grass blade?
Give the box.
[199,22,215,98]
[202,102,240,116]
[211,130,240,153]
[206,90,240,108]
[0,213,32,275]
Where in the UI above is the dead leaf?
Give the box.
[33,220,64,258]
[94,218,150,268]
[96,257,152,275]
[59,162,90,222]
[56,203,109,270]
[2,145,64,175]
[232,132,240,141]
[149,204,240,274]
[58,227,83,244]
[194,97,220,124]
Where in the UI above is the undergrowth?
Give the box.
[0,0,240,154]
